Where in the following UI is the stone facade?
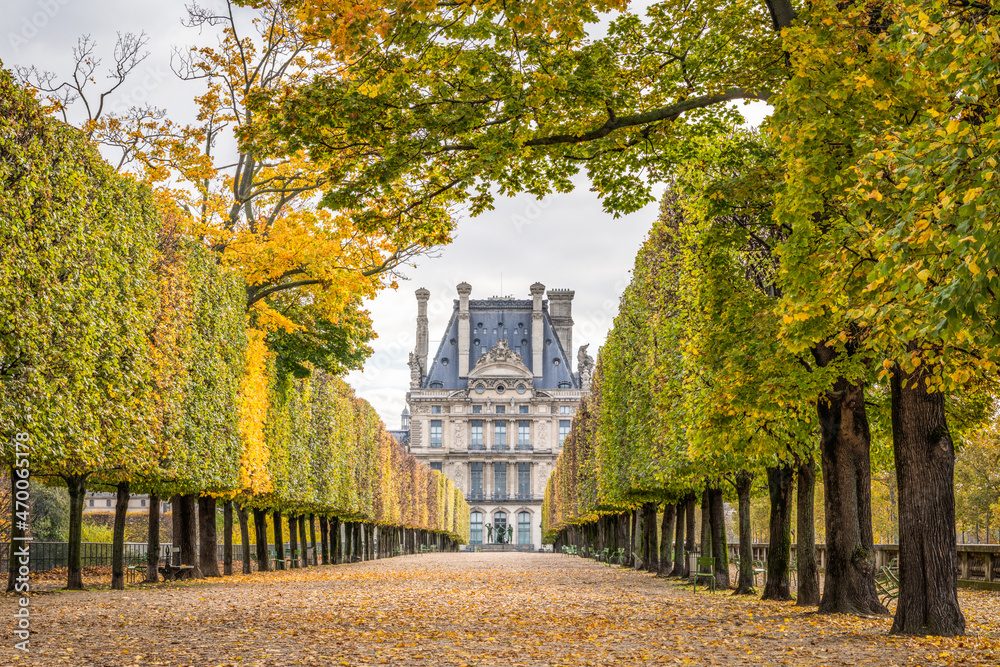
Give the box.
[403,282,591,549]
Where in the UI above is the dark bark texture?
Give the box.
[671,501,686,577]
[273,510,285,567]
[813,344,886,615]
[684,493,697,578]
[709,487,729,590]
[762,465,793,601]
[288,514,299,568]
[796,458,820,606]
[65,475,87,590]
[7,467,27,592]
[889,359,965,636]
[642,502,657,573]
[223,500,233,576]
[145,492,160,582]
[111,481,130,590]
[253,508,271,572]
[658,503,675,575]
[238,504,252,574]
[180,494,203,578]
[198,495,221,577]
[733,471,756,595]
[299,515,309,567]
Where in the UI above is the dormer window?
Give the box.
[558,381,571,389]
[441,358,449,366]
[430,381,443,388]
[553,358,560,366]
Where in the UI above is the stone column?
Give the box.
[457,282,472,377]
[530,282,545,377]
[415,288,430,378]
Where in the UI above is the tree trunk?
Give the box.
[658,503,675,575]
[171,494,182,566]
[223,500,233,576]
[145,492,160,583]
[643,502,657,572]
[331,517,341,564]
[7,466,27,593]
[253,508,271,572]
[700,489,712,563]
[710,487,730,590]
[179,494,203,578]
[310,514,319,566]
[288,514,299,568]
[320,516,330,565]
[238,503,252,574]
[889,358,965,636]
[64,474,87,590]
[299,515,309,567]
[111,481,131,590]
[685,493,697,578]
[762,465,793,601]
[354,522,363,561]
[198,496,221,577]
[733,471,756,595]
[671,501,686,577]
[796,457,820,606]
[632,509,641,569]
[273,510,285,569]
[813,345,886,615]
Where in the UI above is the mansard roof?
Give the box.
[422,298,578,390]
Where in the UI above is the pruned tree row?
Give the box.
[0,67,468,592]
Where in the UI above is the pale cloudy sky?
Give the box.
[3,0,768,426]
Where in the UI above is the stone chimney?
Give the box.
[530,282,545,377]
[457,282,472,377]
[415,288,430,378]
[546,289,575,370]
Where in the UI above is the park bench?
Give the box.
[876,558,899,606]
[268,549,289,570]
[693,556,716,593]
[157,549,195,582]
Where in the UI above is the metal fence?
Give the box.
[0,542,317,574]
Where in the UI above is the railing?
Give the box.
[467,492,486,501]
[491,445,510,451]
[491,493,510,501]
[515,493,535,501]
[468,444,486,451]
[0,542,320,574]
[514,444,533,451]
[727,542,1000,588]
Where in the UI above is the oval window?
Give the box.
[496,385,506,394]
[516,385,526,394]
[475,384,485,394]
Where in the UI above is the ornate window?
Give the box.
[496,385,505,394]
[475,384,485,394]
[430,462,443,472]
[518,511,531,545]
[494,463,507,499]
[431,405,442,414]
[470,463,483,496]
[470,420,483,446]
[494,420,507,446]
[518,421,531,447]
[559,420,571,446]
[519,404,529,413]
[518,463,531,498]
[470,511,484,545]
[472,405,482,414]
[430,420,443,447]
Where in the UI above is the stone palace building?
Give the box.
[401,282,593,549]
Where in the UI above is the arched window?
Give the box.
[518,511,531,545]
[493,511,508,543]
[470,511,483,545]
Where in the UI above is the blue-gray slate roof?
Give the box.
[423,298,578,390]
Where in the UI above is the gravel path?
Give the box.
[1,553,998,666]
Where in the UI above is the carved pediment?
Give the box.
[469,339,532,379]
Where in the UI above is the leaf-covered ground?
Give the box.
[3,553,999,666]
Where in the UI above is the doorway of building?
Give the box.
[493,511,508,544]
